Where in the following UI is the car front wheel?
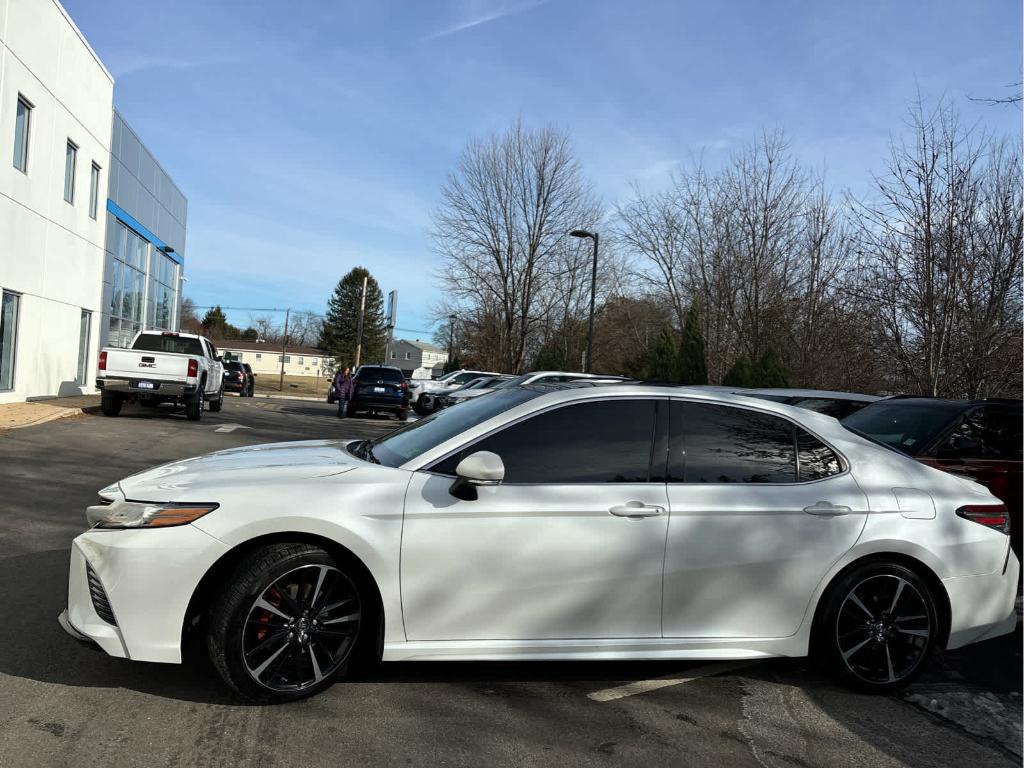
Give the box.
[207,543,363,703]
[816,561,939,694]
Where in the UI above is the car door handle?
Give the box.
[609,501,664,518]
[803,501,853,517]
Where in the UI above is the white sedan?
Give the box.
[60,385,1019,702]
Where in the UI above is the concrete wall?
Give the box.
[0,0,114,402]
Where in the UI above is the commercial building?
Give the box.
[0,0,113,403]
[388,339,448,378]
[0,0,187,403]
[215,339,328,378]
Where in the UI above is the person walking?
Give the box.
[333,366,353,418]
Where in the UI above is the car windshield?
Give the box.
[225,361,244,371]
[131,333,205,356]
[367,387,543,467]
[842,402,964,455]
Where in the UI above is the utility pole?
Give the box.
[278,308,290,392]
[354,276,368,368]
[569,229,599,373]
[447,314,457,371]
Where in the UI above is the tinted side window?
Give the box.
[796,429,842,480]
[672,401,797,483]
[942,406,1023,461]
[359,368,404,382]
[789,397,870,420]
[433,399,657,483]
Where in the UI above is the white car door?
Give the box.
[400,397,669,641]
[662,399,868,639]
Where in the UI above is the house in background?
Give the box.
[388,339,448,378]
[214,339,327,378]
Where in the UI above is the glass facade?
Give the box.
[77,310,91,384]
[107,221,178,347]
[13,96,30,172]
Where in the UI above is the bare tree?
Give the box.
[850,99,1021,397]
[433,121,601,373]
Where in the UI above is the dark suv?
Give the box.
[844,397,1023,556]
[223,360,254,397]
[349,365,410,420]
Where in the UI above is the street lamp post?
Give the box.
[447,314,457,371]
[569,229,599,373]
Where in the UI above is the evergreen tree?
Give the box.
[677,301,708,385]
[533,342,570,372]
[755,348,791,387]
[200,305,241,339]
[321,267,387,366]
[644,325,678,380]
[723,355,756,387]
[443,355,462,375]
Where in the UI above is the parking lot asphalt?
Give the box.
[0,395,1019,767]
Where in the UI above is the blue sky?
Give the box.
[63,0,1022,338]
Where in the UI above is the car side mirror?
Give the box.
[449,451,505,501]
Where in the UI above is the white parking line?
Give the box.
[587,661,754,702]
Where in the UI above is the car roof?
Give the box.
[737,388,881,402]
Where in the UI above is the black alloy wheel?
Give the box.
[208,544,364,702]
[818,562,938,693]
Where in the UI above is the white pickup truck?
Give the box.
[96,330,225,421]
[409,368,500,414]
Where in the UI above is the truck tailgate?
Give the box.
[102,348,192,382]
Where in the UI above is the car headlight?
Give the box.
[85,500,219,529]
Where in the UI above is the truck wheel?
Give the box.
[209,386,224,413]
[100,392,122,417]
[186,391,204,421]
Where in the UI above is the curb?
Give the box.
[1,403,101,431]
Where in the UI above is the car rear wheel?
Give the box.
[185,389,204,421]
[209,386,224,413]
[207,543,363,703]
[816,561,938,694]
[100,391,122,417]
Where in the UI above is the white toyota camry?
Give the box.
[59,384,1019,702]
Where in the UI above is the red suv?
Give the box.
[844,397,1023,556]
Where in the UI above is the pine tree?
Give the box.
[723,355,755,387]
[646,325,678,380]
[677,301,708,385]
[755,348,791,387]
[321,267,387,366]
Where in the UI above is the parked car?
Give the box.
[844,396,1023,556]
[435,375,514,409]
[222,361,253,397]
[348,365,410,420]
[410,369,501,414]
[60,385,1018,703]
[95,330,225,421]
[736,388,881,420]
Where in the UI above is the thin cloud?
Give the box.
[423,0,553,41]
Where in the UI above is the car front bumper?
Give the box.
[945,547,1020,649]
[60,525,230,663]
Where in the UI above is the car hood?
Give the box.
[117,440,362,502]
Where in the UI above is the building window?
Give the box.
[64,141,78,203]
[390,351,396,359]
[108,222,151,347]
[89,163,101,219]
[77,310,91,384]
[311,357,318,366]
[0,291,20,391]
[146,250,177,332]
[405,352,411,360]
[255,353,262,360]
[297,356,304,365]
[13,95,31,172]
[278,355,291,363]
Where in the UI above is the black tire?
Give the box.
[209,386,224,413]
[100,391,122,417]
[185,390,204,421]
[413,399,429,416]
[206,543,364,703]
[397,410,408,421]
[815,561,939,694]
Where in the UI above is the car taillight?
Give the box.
[187,359,199,378]
[956,504,1010,535]
[98,351,107,371]
[400,382,408,390]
